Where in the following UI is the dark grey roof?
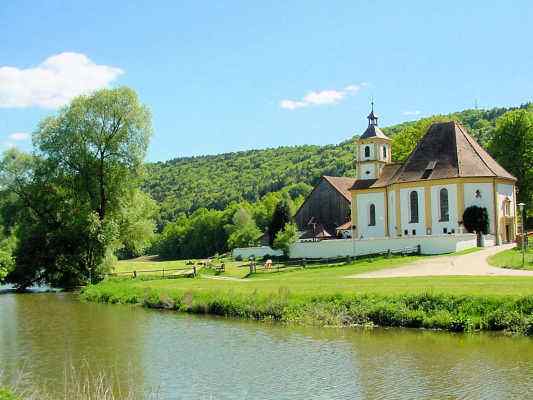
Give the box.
[391,121,516,183]
[350,163,402,190]
[360,125,390,140]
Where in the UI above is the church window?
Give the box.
[440,188,449,222]
[409,191,419,223]
[364,146,370,158]
[369,204,376,226]
[382,146,387,159]
[504,198,511,216]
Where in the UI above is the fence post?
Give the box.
[162,268,165,278]
[193,265,197,277]
[417,244,421,255]
[133,270,137,279]
[249,262,254,275]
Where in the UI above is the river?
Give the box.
[1,291,532,399]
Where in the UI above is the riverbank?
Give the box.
[81,254,533,335]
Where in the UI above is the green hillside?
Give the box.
[144,105,527,226]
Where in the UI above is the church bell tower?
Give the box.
[356,103,392,180]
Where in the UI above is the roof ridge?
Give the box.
[389,123,438,183]
[452,121,463,177]
[322,175,355,202]
[455,122,496,177]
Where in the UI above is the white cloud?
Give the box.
[8,132,30,141]
[280,99,308,110]
[280,83,364,110]
[0,52,124,109]
[402,110,421,116]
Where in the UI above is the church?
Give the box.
[350,107,517,245]
[234,107,518,259]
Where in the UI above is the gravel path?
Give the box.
[347,244,533,278]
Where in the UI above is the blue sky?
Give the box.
[1,1,532,162]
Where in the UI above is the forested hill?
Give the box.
[144,104,528,225]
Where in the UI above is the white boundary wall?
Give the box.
[233,234,477,259]
[232,246,283,259]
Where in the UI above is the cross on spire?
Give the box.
[367,98,378,126]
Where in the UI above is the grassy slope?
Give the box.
[488,247,533,270]
[85,255,533,334]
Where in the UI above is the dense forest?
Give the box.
[145,104,529,227]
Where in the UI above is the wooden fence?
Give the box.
[106,259,227,280]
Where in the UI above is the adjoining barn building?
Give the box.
[294,175,355,237]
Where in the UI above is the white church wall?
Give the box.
[388,190,396,237]
[497,183,515,216]
[431,184,458,235]
[400,187,426,236]
[359,163,376,179]
[359,143,375,160]
[356,192,386,238]
[463,183,494,233]
[287,234,477,258]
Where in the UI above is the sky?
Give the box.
[1,1,532,162]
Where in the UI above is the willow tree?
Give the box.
[3,87,153,288]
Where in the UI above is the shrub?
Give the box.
[463,205,489,235]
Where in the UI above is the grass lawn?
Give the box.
[109,253,533,297]
[488,246,533,270]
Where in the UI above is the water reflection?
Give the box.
[1,293,532,399]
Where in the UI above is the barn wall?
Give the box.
[294,179,351,233]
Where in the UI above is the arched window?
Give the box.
[369,204,376,226]
[364,146,370,158]
[504,197,511,216]
[440,188,449,221]
[409,191,419,223]
[382,145,387,159]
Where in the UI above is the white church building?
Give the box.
[233,109,517,259]
[351,108,517,245]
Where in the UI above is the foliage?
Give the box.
[144,105,528,227]
[462,206,489,235]
[0,388,20,400]
[116,190,158,259]
[153,208,233,259]
[0,87,154,289]
[489,106,533,213]
[268,197,293,247]
[272,222,298,256]
[226,207,261,249]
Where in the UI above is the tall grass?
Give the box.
[81,280,533,335]
[0,364,159,400]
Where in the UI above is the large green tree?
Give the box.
[268,197,293,247]
[489,107,533,213]
[1,87,153,288]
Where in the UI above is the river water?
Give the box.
[1,291,532,399]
